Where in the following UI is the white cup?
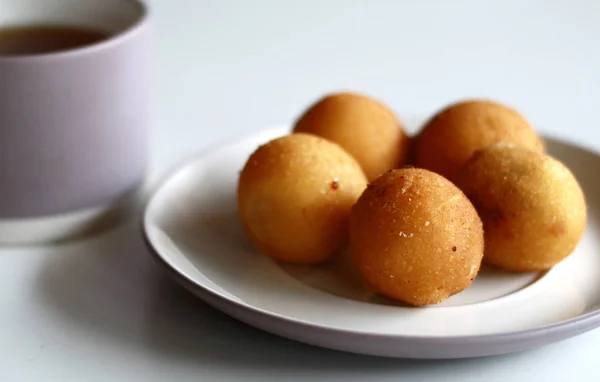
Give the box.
[0,0,151,244]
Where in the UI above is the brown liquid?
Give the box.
[0,25,110,56]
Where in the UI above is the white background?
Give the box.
[2,0,600,381]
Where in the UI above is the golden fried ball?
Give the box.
[413,99,544,180]
[293,92,410,182]
[455,144,587,272]
[349,168,484,306]
[238,133,368,264]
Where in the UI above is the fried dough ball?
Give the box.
[293,92,410,182]
[413,99,544,180]
[455,144,587,272]
[238,133,368,264]
[349,168,484,306]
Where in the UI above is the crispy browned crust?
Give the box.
[293,92,411,182]
[413,99,543,180]
[455,144,587,272]
[238,133,368,264]
[350,168,484,306]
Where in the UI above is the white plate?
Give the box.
[143,125,600,359]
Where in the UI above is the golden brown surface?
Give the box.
[413,100,543,180]
[238,133,368,264]
[349,168,484,306]
[455,144,587,272]
[293,92,410,182]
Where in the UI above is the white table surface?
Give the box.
[2,0,600,380]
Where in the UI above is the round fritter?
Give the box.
[349,168,484,306]
[238,133,368,264]
[413,99,543,180]
[293,92,410,182]
[455,144,587,272]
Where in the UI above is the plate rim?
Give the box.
[141,125,600,351]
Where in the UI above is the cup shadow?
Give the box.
[33,217,435,371]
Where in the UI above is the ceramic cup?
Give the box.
[0,0,150,244]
